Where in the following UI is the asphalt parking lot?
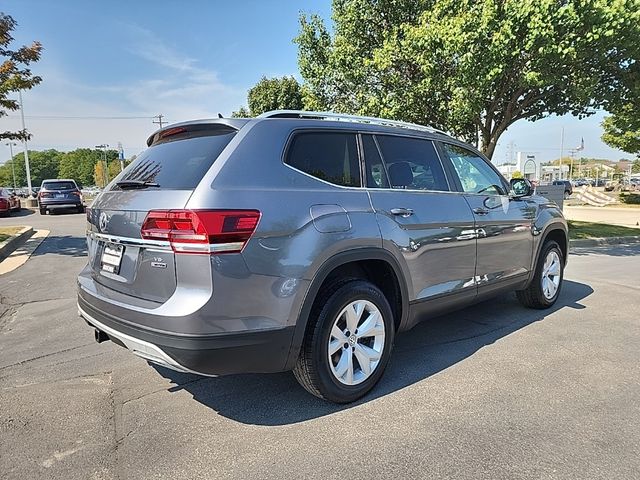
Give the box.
[1,209,639,479]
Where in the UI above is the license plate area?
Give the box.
[55,193,65,198]
[101,243,124,274]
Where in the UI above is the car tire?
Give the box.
[516,240,564,309]
[77,205,85,214]
[39,208,46,215]
[293,279,395,403]
[564,192,570,200]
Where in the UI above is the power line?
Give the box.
[3,114,158,120]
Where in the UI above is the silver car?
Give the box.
[78,111,568,403]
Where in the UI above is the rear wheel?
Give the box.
[517,240,564,309]
[293,279,395,403]
[39,207,46,215]
[77,205,85,214]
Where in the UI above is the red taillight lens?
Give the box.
[40,192,52,198]
[141,210,261,254]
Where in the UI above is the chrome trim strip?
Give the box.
[88,231,171,249]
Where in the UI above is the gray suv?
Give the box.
[78,111,568,403]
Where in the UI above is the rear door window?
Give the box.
[43,181,76,190]
[285,132,361,187]
[375,135,449,191]
[112,127,237,190]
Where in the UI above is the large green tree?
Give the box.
[6,149,61,186]
[602,105,640,158]
[232,76,303,117]
[0,12,42,141]
[297,0,640,159]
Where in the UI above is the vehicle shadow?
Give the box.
[31,235,87,257]
[6,208,34,217]
[151,279,593,426]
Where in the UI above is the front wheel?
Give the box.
[293,279,395,403]
[517,240,564,309]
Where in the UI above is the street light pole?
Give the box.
[18,90,33,196]
[5,142,17,189]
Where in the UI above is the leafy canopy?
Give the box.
[0,12,42,141]
[296,0,640,158]
[232,76,303,117]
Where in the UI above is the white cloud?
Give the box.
[0,22,246,163]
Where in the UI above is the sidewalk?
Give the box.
[563,206,640,228]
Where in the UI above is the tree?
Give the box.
[602,104,640,158]
[6,149,61,186]
[0,13,43,141]
[232,76,303,117]
[296,0,640,159]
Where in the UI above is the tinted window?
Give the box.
[375,136,448,191]
[112,129,236,190]
[286,132,361,187]
[442,143,506,195]
[42,181,76,190]
[362,135,388,188]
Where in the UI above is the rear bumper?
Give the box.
[78,295,295,376]
[40,200,82,209]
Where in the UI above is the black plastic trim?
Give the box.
[79,295,294,375]
[284,247,410,370]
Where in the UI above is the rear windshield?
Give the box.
[111,129,236,190]
[42,181,76,190]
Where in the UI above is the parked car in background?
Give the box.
[78,110,569,403]
[0,187,21,216]
[552,180,573,199]
[37,179,84,215]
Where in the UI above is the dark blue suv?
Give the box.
[38,179,84,214]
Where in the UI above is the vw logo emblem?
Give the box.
[99,212,110,232]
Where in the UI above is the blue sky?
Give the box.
[0,0,630,167]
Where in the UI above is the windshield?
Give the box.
[42,181,77,190]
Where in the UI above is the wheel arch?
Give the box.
[284,248,410,370]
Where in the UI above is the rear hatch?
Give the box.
[86,123,239,303]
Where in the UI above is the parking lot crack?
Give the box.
[0,343,94,371]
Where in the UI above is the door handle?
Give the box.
[472,207,489,215]
[390,207,414,217]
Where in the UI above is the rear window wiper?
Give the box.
[115,180,160,189]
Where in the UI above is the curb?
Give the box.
[0,226,34,261]
[569,235,640,248]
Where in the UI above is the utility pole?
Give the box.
[152,114,165,129]
[18,90,33,195]
[559,127,564,180]
[5,142,17,189]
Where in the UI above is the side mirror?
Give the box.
[509,178,532,198]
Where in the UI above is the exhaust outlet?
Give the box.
[94,328,109,343]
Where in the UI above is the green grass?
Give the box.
[0,226,22,243]
[568,220,640,240]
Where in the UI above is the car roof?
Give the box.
[147,111,457,146]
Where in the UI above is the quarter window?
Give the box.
[285,132,361,187]
[441,143,506,195]
[375,135,449,191]
[362,135,389,188]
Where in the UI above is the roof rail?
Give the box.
[257,110,448,135]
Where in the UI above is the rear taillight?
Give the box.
[141,210,260,254]
[72,191,81,197]
[39,191,51,198]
